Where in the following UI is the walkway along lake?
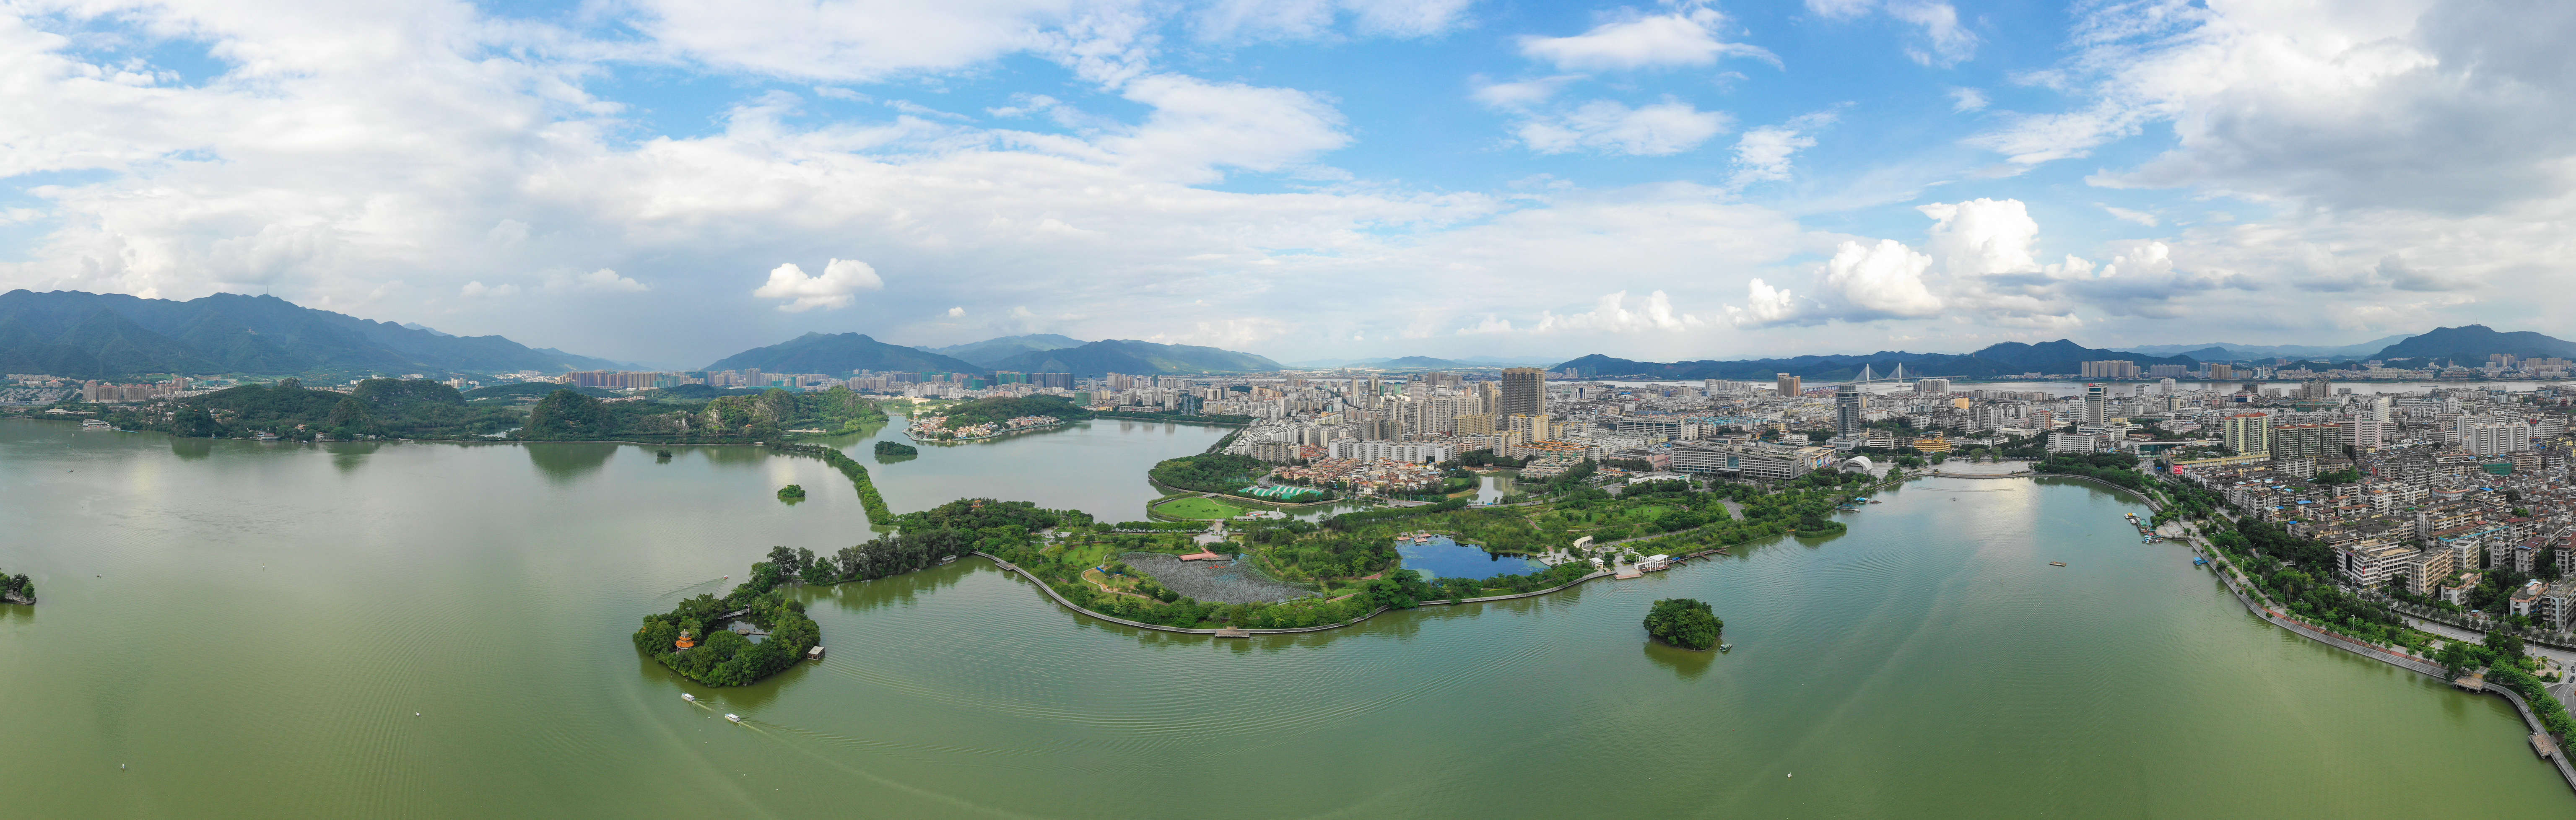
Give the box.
[0,420,2568,818]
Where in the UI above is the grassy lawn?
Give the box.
[1151,496,1252,520]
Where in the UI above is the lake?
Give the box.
[1397,535,1546,580]
[1,419,2568,818]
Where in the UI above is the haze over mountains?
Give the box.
[14,291,2573,381]
[1548,340,2204,381]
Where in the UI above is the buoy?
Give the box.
[725,713,742,724]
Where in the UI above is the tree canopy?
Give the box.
[1644,598,1722,650]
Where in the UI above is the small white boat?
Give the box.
[681,693,696,703]
[725,713,742,724]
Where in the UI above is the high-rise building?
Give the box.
[2298,378,2333,400]
[2271,423,2340,459]
[2223,413,2272,456]
[2207,363,2234,380]
[1916,378,1950,394]
[1776,374,1802,397]
[2081,361,2141,379]
[1835,384,1863,435]
[2082,384,2107,424]
[2158,377,2177,394]
[1500,368,1547,419]
[2457,417,2534,456]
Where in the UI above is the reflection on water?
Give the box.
[1642,640,1714,680]
[526,441,619,482]
[169,437,213,461]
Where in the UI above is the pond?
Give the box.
[1398,535,1546,580]
[1474,472,1517,503]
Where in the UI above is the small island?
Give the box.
[873,440,917,458]
[1644,598,1722,650]
[1,569,32,605]
[633,549,824,686]
[777,484,806,501]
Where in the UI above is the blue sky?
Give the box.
[1,0,2565,368]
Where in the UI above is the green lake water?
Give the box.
[2,418,2568,817]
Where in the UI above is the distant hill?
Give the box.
[2118,335,2412,361]
[0,290,626,379]
[1378,356,1472,369]
[704,332,983,374]
[2373,325,2576,364]
[1552,340,2198,380]
[918,334,1087,368]
[985,339,1283,376]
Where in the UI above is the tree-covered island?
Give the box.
[1,569,34,605]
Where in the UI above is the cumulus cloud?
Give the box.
[754,259,884,312]
[947,306,966,317]
[1723,278,1804,327]
[1819,239,1941,317]
[1948,87,1987,112]
[1517,5,1777,71]
[460,280,519,298]
[1513,99,1731,156]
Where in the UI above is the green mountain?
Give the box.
[704,332,984,374]
[984,339,1283,377]
[918,334,1087,368]
[0,290,627,379]
[2372,325,2576,364]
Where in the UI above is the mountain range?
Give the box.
[704,332,982,374]
[1550,340,2203,381]
[915,333,1087,368]
[2116,335,2414,361]
[2373,325,2576,363]
[0,290,625,379]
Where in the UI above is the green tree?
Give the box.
[1644,598,1722,650]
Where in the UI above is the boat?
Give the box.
[2049,561,2067,567]
[725,714,742,724]
[681,693,696,703]
[1717,643,1732,653]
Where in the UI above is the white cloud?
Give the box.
[1514,99,1731,156]
[555,268,649,293]
[1948,87,1987,112]
[1819,239,1940,317]
[2102,206,2158,227]
[1919,197,2039,277]
[1728,111,1836,189]
[1517,7,1777,71]
[1723,278,1804,326]
[460,280,518,298]
[1532,290,1703,333]
[1804,0,1979,67]
[1195,0,1475,42]
[1102,74,1353,183]
[947,306,966,317]
[754,259,884,312]
[1470,75,1581,109]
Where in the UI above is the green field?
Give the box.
[1150,496,1254,520]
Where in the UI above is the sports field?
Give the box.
[1149,496,1252,519]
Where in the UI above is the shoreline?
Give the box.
[1924,469,2576,796]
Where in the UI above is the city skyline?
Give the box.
[3,1,2567,367]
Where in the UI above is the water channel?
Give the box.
[1,418,2568,817]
